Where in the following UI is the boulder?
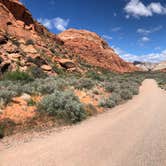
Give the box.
[3,42,18,53]
[41,65,52,71]
[20,44,37,54]
[58,59,76,69]
[20,93,32,102]
[26,56,47,66]
[8,53,21,60]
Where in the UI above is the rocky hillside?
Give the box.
[0,0,72,75]
[0,0,138,74]
[58,29,138,73]
[134,61,166,72]
[153,61,166,72]
[133,61,156,71]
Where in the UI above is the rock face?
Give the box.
[133,61,156,71]
[58,29,138,73]
[0,0,52,38]
[0,0,65,74]
[134,61,166,72]
[153,61,166,71]
[0,0,138,74]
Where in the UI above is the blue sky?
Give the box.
[21,0,166,62]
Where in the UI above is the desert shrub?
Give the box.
[129,83,139,95]
[16,77,67,95]
[3,71,33,81]
[75,78,95,90]
[110,92,122,104]
[38,90,86,123]
[0,118,16,138]
[22,78,56,95]
[50,48,56,54]
[52,65,65,75]
[105,81,120,92]
[84,104,98,116]
[25,39,34,45]
[99,98,116,108]
[120,89,133,100]
[92,88,100,95]
[27,99,36,106]
[29,66,47,78]
[86,71,105,81]
[0,89,17,106]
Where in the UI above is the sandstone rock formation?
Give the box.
[133,61,156,71]
[0,0,65,75]
[0,0,138,74]
[153,61,166,71]
[134,61,166,72]
[58,29,138,73]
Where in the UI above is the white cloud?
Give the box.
[137,26,163,35]
[112,46,125,55]
[53,17,69,31]
[113,47,166,63]
[38,17,69,31]
[111,27,121,32]
[148,2,166,14]
[102,35,112,40]
[38,18,53,29]
[141,36,150,42]
[124,0,166,18]
[121,50,166,63]
[155,46,161,51]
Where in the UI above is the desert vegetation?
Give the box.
[0,68,166,138]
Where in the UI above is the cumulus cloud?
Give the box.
[121,50,166,63]
[38,17,69,31]
[141,36,150,42]
[124,0,166,18]
[113,46,166,63]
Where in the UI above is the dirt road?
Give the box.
[1,79,166,166]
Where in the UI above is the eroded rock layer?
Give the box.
[58,29,138,73]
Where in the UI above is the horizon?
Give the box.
[21,0,166,63]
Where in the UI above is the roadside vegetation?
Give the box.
[0,68,166,138]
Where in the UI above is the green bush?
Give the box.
[29,66,47,78]
[0,90,17,106]
[110,92,122,104]
[120,89,133,100]
[75,78,95,90]
[105,82,120,92]
[3,71,33,81]
[38,90,86,123]
[99,98,116,108]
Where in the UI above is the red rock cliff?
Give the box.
[0,0,138,74]
[58,29,138,73]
